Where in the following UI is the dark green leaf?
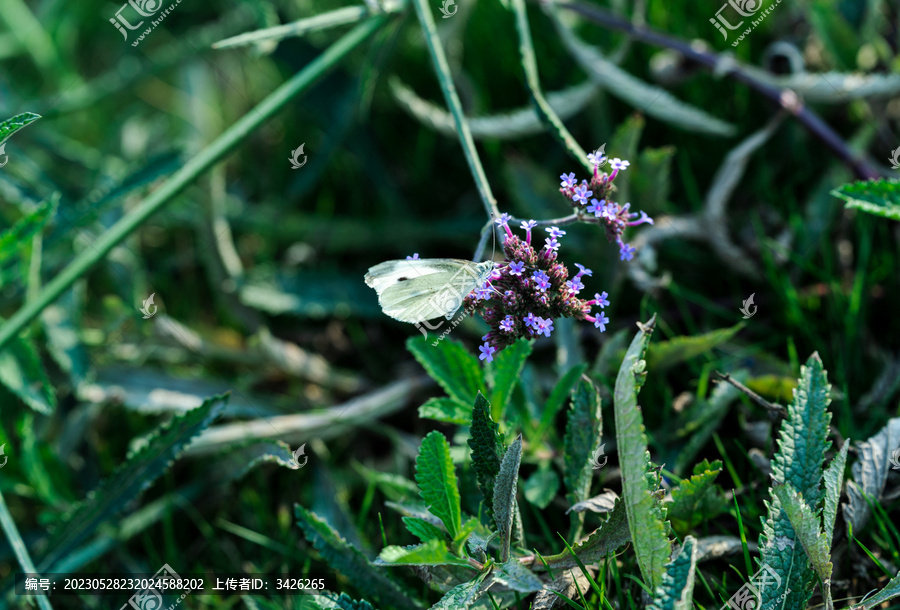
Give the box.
[831,178,900,221]
[468,392,504,517]
[493,435,523,562]
[406,337,485,405]
[416,431,462,539]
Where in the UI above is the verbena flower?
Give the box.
[406,253,419,260]
[556,149,652,262]
[464,221,612,354]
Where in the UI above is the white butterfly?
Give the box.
[365,258,494,323]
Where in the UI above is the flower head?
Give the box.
[499,316,515,332]
[532,270,551,292]
[406,253,419,260]
[544,237,561,252]
[594,291,610,308]
[587,150,607,167]
[587,198,606,217]
[559,173,577,189]
[619,243,636,261]
[609,158,630,171]
[594,312,610,332]
[574,263,592,278]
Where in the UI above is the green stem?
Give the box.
[0,17,385,354]
[510,0,591,172]
[409,0,500,223]
[0,490,54,610]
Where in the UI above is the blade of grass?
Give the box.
[509,0,590,172]
[0,17,386,353]
[408,0,501,224]
[0,490,53,610]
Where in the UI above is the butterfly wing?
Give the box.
[365,259,493,323]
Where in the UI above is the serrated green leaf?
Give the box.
[430,572,489,609]
[0,112,41,145]
[486,339,532,413]
[523,466,560,509]
[376,540,472,567]
[668,460,727,536]
[540,499,631,570]
[322,592,377,610]
[536,363,587,437]
[613,316,670,591]
[823,442,849,550]
[403,517,447,543]
[295,505,422,610]
[493,560,544,593]
[646,324,743,372]
[416,431,462,539]
[843,417,900,535]
[563,377,602,506]
[648,536,698,610]
[772,484,832,588]
[418,397,471,424]
[0,327,56,415]
[493,435,523,562]
[850,570,900,610]
[451,516,480,557]
[468,392,504,517]
[406,337,485,406]
[831,179,900,221]
[759,353,833,610]
[37,394,228,570]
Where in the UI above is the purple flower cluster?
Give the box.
[465,215,614,361]
[559,151,653,261]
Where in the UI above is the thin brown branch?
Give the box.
[547,0,882,181]
[714,371,788,417]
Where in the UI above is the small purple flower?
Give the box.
[574,263,592,278]
[609,158,630,171]
[619,243,636,261]
[566,278,584,294]
[524,312,537,328]
[587,198,606,217]
[545,226,566,239]
[499,316,515,332]
[595,291,610,308]
[572,184,592,205]
[544,237,561,252]
[406,253,419,260]
[540,318,554,337]
[474,286,493,301]
[587,151,607,167]
[479,342,496,362]
[521,219,537,245]
[508,261,525,276]
[532,270,551,292]
[594,313,610,332]
[559,173,577,189]
[495,213,513,238]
